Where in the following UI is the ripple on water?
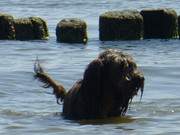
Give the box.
[5,124,26,129]
[1,0,180,134]
[0,109,35,118]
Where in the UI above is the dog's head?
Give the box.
[81,49,144,118]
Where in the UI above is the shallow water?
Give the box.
[1,0,180,134]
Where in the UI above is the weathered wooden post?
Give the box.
[99,10,143,41]
[14,17,49,40]
[140,8,178,39]
[56,18,88,44]
[0,13,15,40]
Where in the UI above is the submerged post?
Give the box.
[178,16,180,39]
[56,18,88,44]
[140,8,178,39]
[0,13,15,40]
[14,18,34,40]
[99,10,144,41]
[29,17,49,40]
[14,17,49,40]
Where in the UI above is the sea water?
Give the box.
[1,0,180,134]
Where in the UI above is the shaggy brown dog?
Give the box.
[34,49,144,120]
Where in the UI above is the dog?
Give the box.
[34,49,144,120]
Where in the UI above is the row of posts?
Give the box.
[0,8,180,44]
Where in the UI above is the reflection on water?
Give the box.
[78,116,135,125]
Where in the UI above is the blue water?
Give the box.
[1,0,180,134]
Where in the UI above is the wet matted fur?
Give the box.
[34,49,144,120]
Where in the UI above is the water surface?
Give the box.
[1,0,180,134]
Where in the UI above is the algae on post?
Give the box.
[14,17,49,40]
[178,16,180,39]
[14,18,34,40]
[140,8,178,39]
[99,10,144,41]
[30,17,49,40]
[56,18,88,44]
[0,13,15,40]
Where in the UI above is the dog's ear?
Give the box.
[81,59,103,117]
[82,59,103,97]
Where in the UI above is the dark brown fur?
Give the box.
[34,49,144,120]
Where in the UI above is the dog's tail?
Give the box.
[34,57,66,104]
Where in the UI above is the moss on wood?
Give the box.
[56,18,88,44]
[14,17,49,40]
[99,10,143,41]
[14,18,34,40]
[178,16,180,39]
[0,13,15,40]
[30,17,49,40]
[140,8,178,39]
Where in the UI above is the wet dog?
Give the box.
[34,49,144,120]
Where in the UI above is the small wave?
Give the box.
[0,91,6,97]
[130,99,180,117]
[0,109,34,118]
[5,124,25,129]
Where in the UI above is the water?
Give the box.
[1,0,180,134]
